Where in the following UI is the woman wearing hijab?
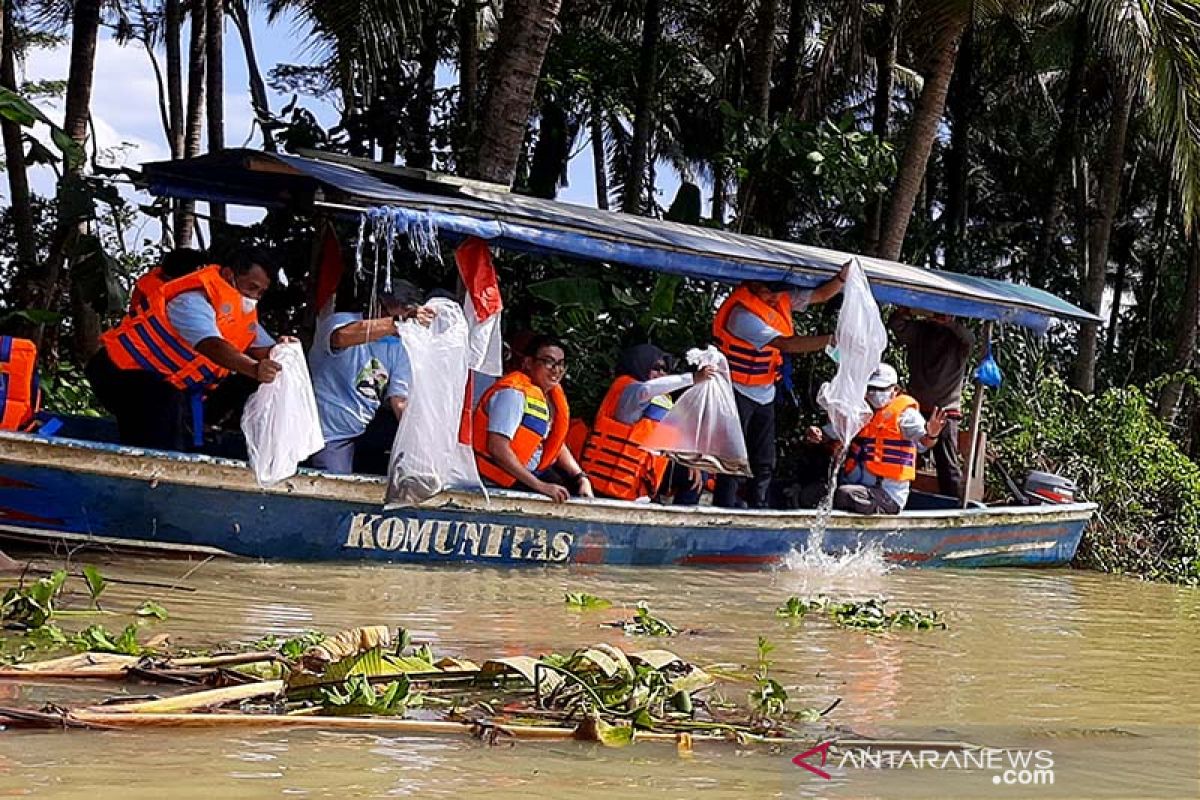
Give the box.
[579,344,715,503]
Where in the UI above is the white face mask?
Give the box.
[241,295,258,313]
[867,389,892,409]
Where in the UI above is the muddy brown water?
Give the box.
[2,554,1198,798]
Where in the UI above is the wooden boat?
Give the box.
[0,426,1093,567]
[0,149,1101,569]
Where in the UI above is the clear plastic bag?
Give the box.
[241,342,325,486]
[641,346,752,476]
[385,297,485,506]
[816,258,888,443]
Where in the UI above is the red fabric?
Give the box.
[314,222,344,313]
[455,237,503,321]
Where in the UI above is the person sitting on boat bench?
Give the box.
[473,335,594,503]
[711,263,849,509]
[86,247,288,451]
[580,344,715,503]
[308,281,434,474]
[887,307,975,498]
[128,247,207,315]
[805,364,948,514]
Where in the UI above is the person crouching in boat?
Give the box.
[473,335,593,503]
[308,281,434,474]
[805,364,948,514]
[579,344,716,503]
[86,248,289,452]
[128,247,207,315]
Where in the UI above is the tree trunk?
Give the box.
[942,19,974,272]
[1030,19,1088,287]
[165,0,185,158]
[206,0,227,234]
[405,8,441,170]
[177,2,206,248]
[470,0,562,186]
[1071,81,1133,394]
[877,17,968,260]
[12,0,102,350]
[2,0,38,308]
[746,0,779,124]
[229,0,274,152]
[590,95,609,210]
[456,0,480,172]
[775,0,807,115]
[1104,229,1132,361]
[1158,234,1200,423]
[863,0,898,254]
[623,0,661,214]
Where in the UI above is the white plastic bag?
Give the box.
[385,297,484,506]
[816,258,888,443]
[641,346,752,476]
[241,342,324,486]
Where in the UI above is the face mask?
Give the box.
[241,295,258,313]
[867,389,892,409]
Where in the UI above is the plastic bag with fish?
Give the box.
[640,346,752,476]
[385,297,485,505]
[240,341,324,486]
[816,258,888,444]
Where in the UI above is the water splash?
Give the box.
[780,540,890,596]
[782,446,889,587]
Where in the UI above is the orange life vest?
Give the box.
[473,371,570,488]
[845,394,920,482]
[100,264,258,392]
[712,284,794,386]
[579,375,674,500]
[129,266,168,315]
[0,336,40,431]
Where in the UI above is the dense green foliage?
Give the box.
[991,370,1200,584]
[6,1,1200,585]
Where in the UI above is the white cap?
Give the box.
[867,363,899,389]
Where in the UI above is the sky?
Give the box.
[9,7,683,235]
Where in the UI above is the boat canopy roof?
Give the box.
[141,149,1099,332]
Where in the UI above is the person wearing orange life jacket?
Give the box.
[0,336,40,432]
[805,364,949,514]
[473,335,593,503]
[711,262,850,509]
[580,344,717,502]
[128,248,208,315]
[85,247,293,452]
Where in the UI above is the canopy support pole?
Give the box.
[961,321,993,509]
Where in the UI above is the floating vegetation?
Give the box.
[2,566,169,664]
[604,602,678,636]
[775,596,946,631]
[564,592,613,611]
[0,624,832,750]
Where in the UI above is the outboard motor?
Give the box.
[1023,471,1077,505]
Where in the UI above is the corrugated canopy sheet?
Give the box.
[141,149,1100,332]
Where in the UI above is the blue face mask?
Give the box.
[241,295,258,313]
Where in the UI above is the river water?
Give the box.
[2,555,1198,799]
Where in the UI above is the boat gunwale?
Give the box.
[0,430,1096,530]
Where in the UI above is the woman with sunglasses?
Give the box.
[472,335,593,503]
[579,344,716,503]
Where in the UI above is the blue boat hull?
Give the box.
[0,433,1093,568]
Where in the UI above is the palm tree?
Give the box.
[206,0,227,232]
[623,0,661,212]
[876,1,973,260]
[471,0,563,185]
[1,1,38,290]
[1073,0,1200,395]
[178,0,206,246]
